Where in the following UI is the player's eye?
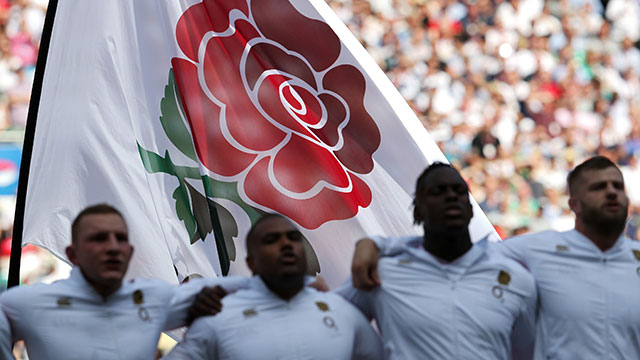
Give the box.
[286,231,302,241]
[261,235,278,244]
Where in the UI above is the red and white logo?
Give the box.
[171,1,381,229]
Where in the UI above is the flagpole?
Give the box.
[8,0,59,288]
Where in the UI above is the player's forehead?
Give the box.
[580,166,624,186]
[254,216,297,238]
[422,167,466,188]
[76,213,127,234]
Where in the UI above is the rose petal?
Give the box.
[202,21,287,152]
[172,58,256,176]
[287,85,323,127]
[311,93,344,147]
[257,74,318,138]
[323,65,380,174]
[245,42,317,91]
[244,157,372,229]
[251,1,341,72]
[272,134,350,193]
[176,0,250,62]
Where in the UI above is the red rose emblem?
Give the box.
[172,0,380,229]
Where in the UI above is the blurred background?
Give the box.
[0,0,638,290]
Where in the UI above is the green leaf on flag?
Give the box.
[138,143,267,227]
[212,199,238,262]
[202,175,266,224]
[160,69,197,162]
[185,181,212,244]
[138,143,177,176]
[139,140,320,275]
[138,142,239,273]
[173,180,197,241]
[185,181,238,266]
[138,143,201,178]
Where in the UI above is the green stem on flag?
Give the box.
[138,142,265,223]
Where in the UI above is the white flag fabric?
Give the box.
[23,0,498,286]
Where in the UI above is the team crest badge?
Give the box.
[56,296,71,308]
[243,308,258,318]
[498,270,511,286]
[133,290,144,305]
[316,301,330,312]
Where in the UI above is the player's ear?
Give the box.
[568,197,580,215]
[66,245,78,265]
[246,255,255,274]
[413,206,423,225]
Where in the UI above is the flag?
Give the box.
[20,0,498,287]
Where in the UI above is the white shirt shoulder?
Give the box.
[486,242,536,297]
[498,230,565,267]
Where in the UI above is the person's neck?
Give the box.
[79,270,121,300]
[423,226,473,263]
[575,221,623,252]
[260,274,305,301]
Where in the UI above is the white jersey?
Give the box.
[499,230,640,360]
[166,276,384,360]
[342,236,536,360]
[0,267,249,360]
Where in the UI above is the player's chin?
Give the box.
[600,208,627,220]
[441,218,470,230]
[99,270,126,282]
[279,264,306,277]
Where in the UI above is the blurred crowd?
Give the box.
[328,0,640,239]
[0,0,46,131]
